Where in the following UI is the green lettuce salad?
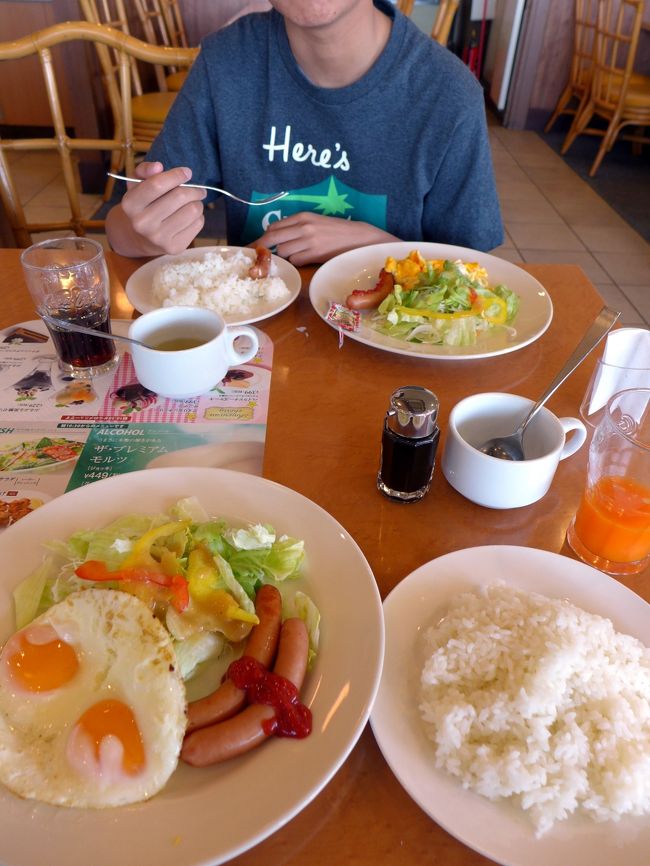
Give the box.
[371,254,520,346]
[12,496,320,680]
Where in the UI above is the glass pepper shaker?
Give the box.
[377,386,440,502]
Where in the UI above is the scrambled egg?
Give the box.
[384,250,489,290]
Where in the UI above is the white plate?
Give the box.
[370,545,650,866]
[309,242,554,360]
[0,467,384,866]
[125,246,302,325]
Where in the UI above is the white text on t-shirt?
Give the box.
[262,125,350,171]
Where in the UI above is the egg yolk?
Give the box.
[75,699,146,776]
[2,624,79,692]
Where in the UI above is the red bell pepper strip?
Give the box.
[75,560,189,612]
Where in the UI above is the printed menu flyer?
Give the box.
[0,320,272,529]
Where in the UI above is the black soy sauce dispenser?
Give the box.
[377,386,440,502]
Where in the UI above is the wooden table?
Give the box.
[1,248,648,866]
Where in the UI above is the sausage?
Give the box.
[185,584,282,733]
[248,246,272,279]
[345,268,394,310]
[239,585,283,666]
[180,618,309,767]
[271,617,309,688]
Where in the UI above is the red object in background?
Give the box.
[466,44,479,75]
[460,0,490,80]
[476,0,489,78]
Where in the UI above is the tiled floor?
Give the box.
[488,123,649,327]
[9,121,650,326]
[10,151,103,231]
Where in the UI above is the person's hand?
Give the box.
[107,162,206,257]
[251,212,399,266]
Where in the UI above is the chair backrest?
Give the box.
[157,0,189,49]
[431,0,459,46]
[79,0,144,95]
[397,0,415,14]
[591,0,644,111]
[570,0,601,95]
[0,21,197,247]
[132,0,189,90]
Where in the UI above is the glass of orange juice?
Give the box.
[567,387,650,576]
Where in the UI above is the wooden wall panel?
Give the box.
[0,0,88,128]
[180,0,270,44]
[528,0,574,119]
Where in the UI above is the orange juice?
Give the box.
[573,475,650,563]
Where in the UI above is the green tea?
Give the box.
[150,336,206,351]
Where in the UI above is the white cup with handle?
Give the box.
[441,392,587,509]
[128,306,259,400]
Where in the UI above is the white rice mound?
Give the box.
[418,583,650,837]
[152,250,290,317]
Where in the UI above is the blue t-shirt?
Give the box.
[148,1,504,252]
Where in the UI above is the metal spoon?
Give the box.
[107,173,288,206]
[480,306,620,460]
[40,314,154,351]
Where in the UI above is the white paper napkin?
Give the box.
[585,327,650,418]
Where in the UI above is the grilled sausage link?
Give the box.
[185,584,282,733]
[181,618,309,767]
[248,246,272,278]
[345,268,394,310]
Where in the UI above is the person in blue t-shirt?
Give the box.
[106,0,504,264]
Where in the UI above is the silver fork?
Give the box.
[107,172,288,206]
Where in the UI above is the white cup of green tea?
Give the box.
[128,307,259,399]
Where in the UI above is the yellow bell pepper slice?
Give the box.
[397,294,508,325]
[187,546,218,601]
[122,520,190,568]
[397,305,477,320]
[225,604,260,624]
[187,547,259,625]
[477,295,508,325]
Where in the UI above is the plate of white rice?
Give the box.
[125,246,301,325]
[370,546,650,866]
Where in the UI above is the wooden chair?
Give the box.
[132,0,191,92]
[79,0,145,91]
[0,21,197,246]
[545,0,601,137]
[397,1,458,47]
[431,0,459,46]
[561,0,650,176]
[79,0,175,157]
[157,0,189,49]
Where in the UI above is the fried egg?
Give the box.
[0,589,186,808]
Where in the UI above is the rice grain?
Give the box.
[418,584,650,836]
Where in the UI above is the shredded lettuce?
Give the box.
[173,631,224,681]
[10,500,319,679]
[494,282,520,320]
[285,591,321,669]
[13,557,54,629]
[58,513,162,570]
[225,523,275,550]
[214,553,256,615]
[227,535,305,585]
[371,257,519,346]
[171,496,210,524]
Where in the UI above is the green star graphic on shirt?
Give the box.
[280,177,353,216]
[241,175,387,244]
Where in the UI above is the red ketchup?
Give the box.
[227,656,312,738]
